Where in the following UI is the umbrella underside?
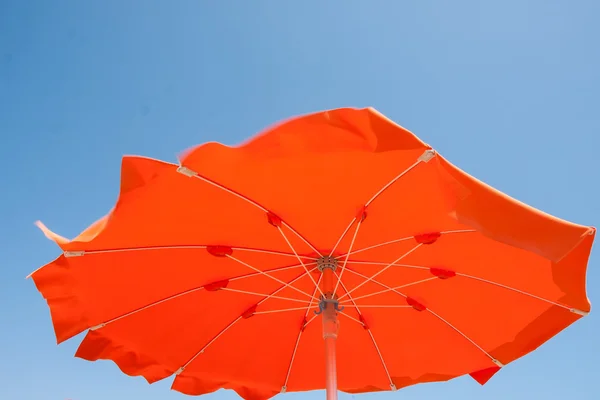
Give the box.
[31,108,594,400]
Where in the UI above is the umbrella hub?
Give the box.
[316,255,338,272]
[315,255,344,318]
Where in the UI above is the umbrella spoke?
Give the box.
[344,237,413,259]
[364,157,425,207]
[332,271,362,322]
[89,263,316,331]
[366,328,397,391]
[226,254,318,301]
[176,268,314,376]
[282,273,323,393]
[254,306,317,315]
[176,315,243,375]
[230,262,316,282]
[232,247,317,260]
[349,274,505,369]
[334,271,396,390]
[339,276,437,304]
[177,165,322,256]
[220,288,312,304]
[337,263,435,304]
[455,273,588,315]
[341,260,429,270]
[342,263,588,316]
[333,220,362,295]
[276,226,324,297]
[328,152,432,259]
[338,311,364,326]
[59,244,315,260]
[282,223,323,258]
[337,244,423,301]
[426,308,504,368]
[328,219,356,258]
[339,265,585,370]
[340,229,476,259]
[342,268,505,370]
[304,313,318,328]
[341,266,505,372]
[90,286,206,331]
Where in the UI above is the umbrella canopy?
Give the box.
[31,107,595,400]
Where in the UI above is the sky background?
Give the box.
[1,1,599,399]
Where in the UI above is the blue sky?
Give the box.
[1,1,598,399]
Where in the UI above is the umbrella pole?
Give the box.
[318,257,340,400]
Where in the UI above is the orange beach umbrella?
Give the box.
[31,107,595,400]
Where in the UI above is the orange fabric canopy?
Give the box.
[32,107,594,399]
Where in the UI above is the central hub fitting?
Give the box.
[316,255,338,272]
[315,255,344,316]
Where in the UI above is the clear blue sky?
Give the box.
[1,1,598,399]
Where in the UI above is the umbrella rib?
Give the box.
[337,244,423,301]
[61,245,315,260]
[328,218,356,257]
[426,308,504,368]
[232,247,317,260]
[178,165,321,256]
[90,287,206,331]
[276,226,325,297]
[176,267,314,376]
[338,311,365,325]
[230,261,316,282]
[351,278,504,368]
[254,306,316,315]
[341,263,587,315]
[303,313,319,330]
[175,316,242,375]
[333,220,362,295]
[455,273,588,315]
[226,254,318,301]
[364,158,424,207]
[89,263,315,331]
[338,270,504,368]
[339,277,436,304]
[334,272,396,390]
[220,288,312,304]
[365,329,397,390]
[342,260,430,270]
[340,229,476,259]
[334,271,364,324]
[282,274,323,392]
[338,266,579,369]
[339,267,436,304]
[328,151,434,257]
